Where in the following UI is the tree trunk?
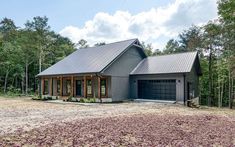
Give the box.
[25,61,29,95]
[4,70,9,93]
[218,79,220,107]
[229,71,232,109]
[220,79,224,108]
[208,47,212,106]
[38,50,42,98]
[231,78,234,109]
[21,75,25,95]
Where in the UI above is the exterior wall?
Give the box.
[130,74,185,102]
[102,46,145,101]
[185,62,199,99]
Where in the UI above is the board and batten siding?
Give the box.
[185,61,200,99]
[130,74,185,102]
[102,46,145,101]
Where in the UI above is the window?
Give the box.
[87,79,92,96]
[57,79,60,95]
[65,79,71,95]
[101,79,107,97]
[43,79,49,95]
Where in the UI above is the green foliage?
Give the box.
[163,39,181,54]
[77,39,89,48]
[0,16,76,96]
[141,42,162,56]
[79,98,96,103]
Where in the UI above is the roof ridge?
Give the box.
[147,51,198,58]
[79,38,137,50]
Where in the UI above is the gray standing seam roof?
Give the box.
[37,39,138,76]
[130,51,199,75]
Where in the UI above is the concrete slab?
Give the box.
[44,100,100,106]
[133,99,176,104]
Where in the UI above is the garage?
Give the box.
[137,79,176,100]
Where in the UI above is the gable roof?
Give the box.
[37,38,145,77]
[130,51,202,75]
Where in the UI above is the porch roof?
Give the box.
[37,39,140,77]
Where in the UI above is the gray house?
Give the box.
[37,39,202,103]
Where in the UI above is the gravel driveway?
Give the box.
[0,97,235,146]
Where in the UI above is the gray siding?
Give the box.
[185,62,199,99]
[130,74,184,102]
[102,46,145,101]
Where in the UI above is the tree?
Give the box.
[179,25,203,53]
[17,30,37,95]
[0,18,18,93]
[163,39,181,54]
[203,21,222,106]
[218,0,235,108]
[94,42,105,47]
[77,39,89,48]
[141,42,154,56]
[25,16,50,73]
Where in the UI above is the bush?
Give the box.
[67,96,73,102]
[80,98,85,103]
[32,96,41,100]
[79,98,96,103]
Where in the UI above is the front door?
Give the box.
[76,80,82,96]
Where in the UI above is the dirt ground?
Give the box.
[0,97,235,146]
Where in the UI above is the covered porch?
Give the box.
[40,75,111,100]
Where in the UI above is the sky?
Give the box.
[1,0,218,49]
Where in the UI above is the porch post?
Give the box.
[60,76,63,96]
[98,76,101,98]
[83,76,87,98]
[71,76,74,97]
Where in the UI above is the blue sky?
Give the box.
[1,0,218,49]
[1,0,173,31]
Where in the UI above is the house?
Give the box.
[37,38,202,103]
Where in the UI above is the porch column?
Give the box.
[60,76,63,96]
[71,76,74,97]
[98,76,101,98]
[83,76,87,98]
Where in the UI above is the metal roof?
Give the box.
[37,38,139,76]
[130,51,199,75]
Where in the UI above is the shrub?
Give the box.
[79,98,96,103]
[80,98,85,103]
[67,96,73,102]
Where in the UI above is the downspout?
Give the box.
[183,74,186,106]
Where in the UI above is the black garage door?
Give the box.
[138,80,176,100]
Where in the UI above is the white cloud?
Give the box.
[60,0,217,50]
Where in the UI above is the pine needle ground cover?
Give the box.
[0,97,235,146]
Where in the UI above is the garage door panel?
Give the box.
[138,80,176,100]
